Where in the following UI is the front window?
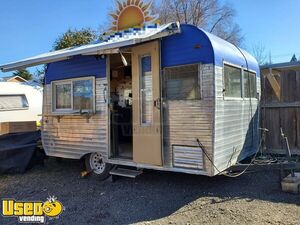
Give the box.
[164,64,200,100]
[0,95,29,111]
[224,64,242,98]
[52,77,94,113]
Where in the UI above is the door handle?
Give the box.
[103,84,107,103]
[154,98,161,109]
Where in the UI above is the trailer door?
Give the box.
[131,41,162,166]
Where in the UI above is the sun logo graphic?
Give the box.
[1,196,64,223]
[109,0,159,32]
[42,196,63,218]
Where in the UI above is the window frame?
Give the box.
[51,76,96,114]
[163,63,202,101]
[243,69,258,100]
[223,61,258,100]
[0,94,29,111]
[139,54,153,126]
[223,62,243,100]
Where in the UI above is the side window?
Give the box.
[224,64,242,98]
[164,64,200,100]
[73,79,93,110]
[52,77,94,113]
[243,71,257,98]
[0,95,29,111]
[55,83,72,110]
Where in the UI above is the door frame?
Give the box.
[158,40,164,166]
[106,55,112,160]
[106,42,164,165]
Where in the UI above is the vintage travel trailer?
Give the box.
[0,82,42,123]
[0,22,260,178]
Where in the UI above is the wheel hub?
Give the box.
[90,153,105,174]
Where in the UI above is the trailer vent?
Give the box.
[173,145,203,170]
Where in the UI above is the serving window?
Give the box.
[52,77,95,113]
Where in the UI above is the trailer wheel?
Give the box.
[85,153,111,181]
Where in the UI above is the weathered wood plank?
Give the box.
[265,72,281,100]
[281,70,296,102]
[280,107,296,149]
[261,69,300,155]
[262,72,281,103]
[264,108,281,149]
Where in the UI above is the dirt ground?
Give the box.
[0,158,299,225]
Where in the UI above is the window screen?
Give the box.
[243,71,257,98]
[0,95,29,111]
[164,64,199,100]
[224,65,242,98]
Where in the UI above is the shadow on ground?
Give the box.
[0,158,299,225]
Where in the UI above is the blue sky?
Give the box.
[227,0,300,62]
[1,0,299,78]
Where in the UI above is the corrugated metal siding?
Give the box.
[45,55,106,84]
[42,77,108,159]
[213,66,261,174]
[173,145,204,169]
[162,64,214,175]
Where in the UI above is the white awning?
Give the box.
[0,22,180,72]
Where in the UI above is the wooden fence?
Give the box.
[261,68,300,155]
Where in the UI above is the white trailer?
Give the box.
[0,82,42,123]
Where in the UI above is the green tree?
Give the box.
[291,54,297,62]
[34,67,46,85]
[53,28,97,50]
[13,69,33,81]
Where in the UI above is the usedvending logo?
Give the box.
[1,196,64,223]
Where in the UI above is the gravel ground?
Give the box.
[0,158,299,225]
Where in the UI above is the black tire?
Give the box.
[85,153,112,181]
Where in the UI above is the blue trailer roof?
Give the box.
[203,28,259,75]
[161,24,260,76]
